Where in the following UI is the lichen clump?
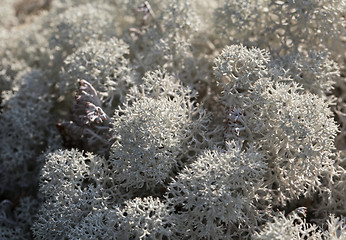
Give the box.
[0,0,345,239]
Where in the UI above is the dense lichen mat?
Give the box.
[0,0,345,239]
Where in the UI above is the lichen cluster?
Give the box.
[0,0,345,239]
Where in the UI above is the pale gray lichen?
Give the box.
[0,1,344,239]
[250,79,338,203]
[59,37,134,109]
[254,208,346,240]
[110,70,210,193]
[31,148,123,239]
[114,196,174,239]
[167,140,268,239]
[214,45,339,204]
